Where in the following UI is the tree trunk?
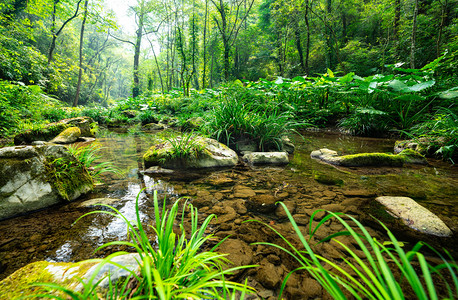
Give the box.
[202,0,208,88]
[48,0,82,64]
[410,0,418,68]
[304,0,310,75]
[133,11,144,98]
[325,0,333,70]
[73,0,89,107]
[294,25,305,74]
[436,0,448,57]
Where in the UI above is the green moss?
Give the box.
[398,149,427,164]
[0,260,99,299]
[45,154,93,201]
[314,173,344,186]
[337,152,405,167]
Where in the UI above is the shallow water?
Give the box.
[0,129,457,291]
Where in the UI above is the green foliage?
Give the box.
[68,143,122,181]
[410,107,458,162]
[339,108,389,137]
[45,190,255,299]
[164,132,205,161]
[0,80,64,137]
[252,204,458,300]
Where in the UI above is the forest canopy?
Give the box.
[0,0,456,103]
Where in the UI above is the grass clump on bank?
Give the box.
[252,204,458,300]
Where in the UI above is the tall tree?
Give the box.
[73,0,89,107]
[210,0,255,80]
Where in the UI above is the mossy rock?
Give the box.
[181,117,205,132]
[314,173,344,185]
[394,137,447,157]
[50,127,81,144]
[14,117,95,145]
[0,145,93,219]
[311,148,427,167]
[143,136,238,169]
[0,254,140,299]
[336,152,405,167]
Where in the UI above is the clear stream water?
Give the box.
[0,129,457,282]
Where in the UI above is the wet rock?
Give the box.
[181,117,204,132]
[232,199,248,214]
[213,206,237,224]
[375,196,452,237]
[216,239,253,276]
[281,136,295,154]
[142,123,166,131]
[50,127,81,144]
[394,137,446,157]
[233,185,256,198]
[314,173,344,186]
[247,194,277,213]
[255,259,284,289]
[243,152,289,165]
[143,136,238,169]
[0,253,140,297]
[311,148,427,167]
[143,166,174,174]
[78,198,123,208]
[208,176,234,186]
[275,200,296,218]
[0,145,93,220]
[301,277,322,298]
[14,117,94,145]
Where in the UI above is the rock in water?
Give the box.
[0,145,93,220]
[311,148,427,167]
[243,152,289,165]
[375,196,452,237]
[0,253,140,298]
[50,127,81,144]
[143,136,238,169]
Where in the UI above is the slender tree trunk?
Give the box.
[48,0,82,64]
[436,0,448,57]
[325,0,333,70]
[133,12,143,98]
[294,25,305,74]
[394,0,401,56]
[410,0,418,68]
[304,0,310,75]
[202,0,208,88]
[74,0,89,107]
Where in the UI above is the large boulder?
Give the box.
[143,136,238,169]
[375,196,452,237]
[50,127,82,144]
[0,253,140,298]
[14,117,95,145]
[0,145,93,220]
[311,148,427,167]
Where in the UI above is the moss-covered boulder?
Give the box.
[14,117,95,145]
[0,145,93,220]
[242,152,289,165]
[181,117,204,132]
[311,148,427,167]
[143,136,238,169]
[50,127,81,144]
[0,253,140,298]
[394,137,447,157]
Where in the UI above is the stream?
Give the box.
[0,129,457,298]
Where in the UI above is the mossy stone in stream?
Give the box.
[314,172,344,186]
[337,152,405,167]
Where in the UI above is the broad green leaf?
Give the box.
[437,87,458,99]
[406,80,435,92]
[388,79,409,92]
[339,72,355,83]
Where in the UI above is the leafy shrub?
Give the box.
[339,107,390,137]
